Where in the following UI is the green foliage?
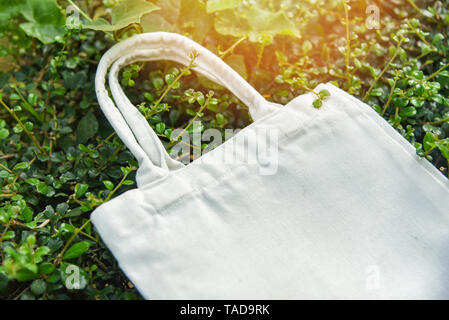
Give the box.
[85,0,159,31]
[0,0,449,300]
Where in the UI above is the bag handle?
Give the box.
[95,32,281,183]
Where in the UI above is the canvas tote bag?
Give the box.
[92,32,449,299]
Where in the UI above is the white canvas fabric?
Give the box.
[92,32,449,299]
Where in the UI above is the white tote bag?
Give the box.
[92,32,449,299]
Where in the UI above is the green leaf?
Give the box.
[179,0,212,43]
[30,279,46,295]
[2,230,15,240]
[20,22,65,44]
[35,246,50,257]
[85,0,160,31]
[38,262,55,275]
[206,0,241,13]
[75,183,89,198]
[319,89,331,100]
[15,267,38,282]
[0,127,9,139]
[215,6,300,43]
[103,180,114,190]
[155,122,166,134]
[141,0,180,33]
[83,18,115,32]
[313,99,323,109]
[370,88,384,97]
[423,132,437,152]
[122,180,134,185]
[76,111,98,144]
[19,0,65,44]
[436,141,449,160]
[36,182,48,195]
[20,0,65,25]
[63,241,91,260]
[399,106,416,118]
[13,162,30,171]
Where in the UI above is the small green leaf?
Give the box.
[103,180,114,191]
[0,128,9,139]
[13,162,30,171]
[319,89,331,100]
[155,122,166,134]
[35,246,50,257]
[122,180,134,186]
[436,141,449,160]
[76,111,98,144]
[75,183,88,198]
[30,279,46,295]
[38,263,55,275]
[25,178,39,186]
[2,230,15,240]
[370,88,384,97]
[423,132,437,152]
[313,99,323,109]
[63,241,91,260]
[36,182,48,195]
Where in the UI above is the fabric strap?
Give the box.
[95,32,281,184]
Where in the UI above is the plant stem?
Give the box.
[220,36,247,59]
[55,219,91,266]
[152,54,198,109]
[0,162,13,174]
[363,40,403,101]
[381,77,398,116]
[426,62,449,81]
[105,169,133,202]
[0,99,46,154]
[424,117,449,126]
[11,84,42,122]
[406,0,422,13]
[166,94,213,150]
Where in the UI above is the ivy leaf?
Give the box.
[0,0,25,26]
[63,241,91,260]
[82,18,115,32]
[215,7,300,43]
[76,111,98,144]
[141,0,180,33]
[179,0,212,43]
[20,0,65,25]
[20,23,65,44]
[206,0,241,13]
[19,0,65,44]
[215,9,251,39]
[85,0,160,31]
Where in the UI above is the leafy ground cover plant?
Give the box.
[0,0,448,299]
